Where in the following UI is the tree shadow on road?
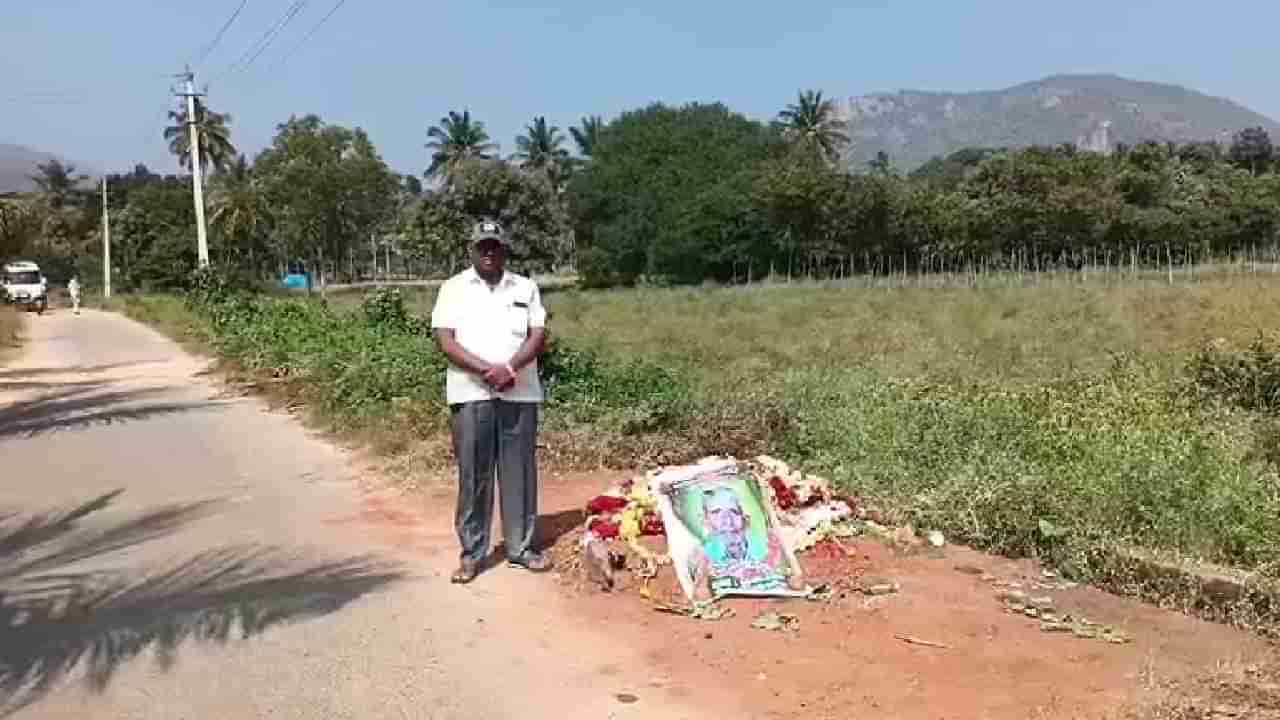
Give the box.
[0,385,226,440]
[0,379,111,393]
[0,362,153,379]
[0,490,221,579]
[0,493,405,716]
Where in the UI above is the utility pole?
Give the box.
[101,177,111,298]
[174,67,209,267]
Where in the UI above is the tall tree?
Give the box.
[514,116,569,167]
[257,115,400,286]
[208,154,269,270]
[404,160,569,274]
[568,101,786,284]
[163,99,237,174]
[424,110,496,186]
[28,159,88,209]
[1230,127,1274,176]
[773,90,850,166]
[570,115,604,157]
[514,116,571,188]
[0,198,43,258]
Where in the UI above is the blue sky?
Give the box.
[3,0,1277,177]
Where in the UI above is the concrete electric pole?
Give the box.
[101,177,111,298]
[175,67,210,267]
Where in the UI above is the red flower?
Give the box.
[768,475,799,510]
[586,495,629,515]
[640,511,665,536]
[588,517,621,539]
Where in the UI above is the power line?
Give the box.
[271,0,347,70]
[191,0,250,68]
[241,0,309,69]
[214,0,309,82]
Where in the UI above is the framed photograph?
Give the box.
[652,460,806,601]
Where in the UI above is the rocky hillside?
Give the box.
[840,74,1280,171]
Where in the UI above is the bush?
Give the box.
[162,286,698,448]
[1189,334,1280,413]
[359,287,428,335]
[541,339,691,432]
[574,247,619,289]
[777,360,1280,575]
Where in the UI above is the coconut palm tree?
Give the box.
[569,115,603,157]
[164,99,237,174]
[208,154,268,268]
[28,159,88,209]
[424,110,497,186]
[774,90,850,166]
[514,116,571,186]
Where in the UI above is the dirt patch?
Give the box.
[0,306,24,365]
[1128,653,1280,719]
[348,468,1273,720]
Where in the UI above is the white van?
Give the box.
[2,260,48,314]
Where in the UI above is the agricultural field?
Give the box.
[385,267,1280,382]
[119,269,1280,628]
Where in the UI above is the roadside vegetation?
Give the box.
[0,305,21,362]
[119,268,1280,635]
[10,84,1280,633]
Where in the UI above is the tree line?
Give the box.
[2,90,1278,290]
[567,100,1280,286]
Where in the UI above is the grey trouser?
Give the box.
[449,399,539,565]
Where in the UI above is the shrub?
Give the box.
[360,287,426,335]
[574,247,619,289]
[777,361,1280,575]
[1189,334,1280,413]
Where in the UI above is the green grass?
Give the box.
[117,274,1280,626]
[375,276,1280,382]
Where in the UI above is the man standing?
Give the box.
[431,219,551,584]
[67,275,81,315]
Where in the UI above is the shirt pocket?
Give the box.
[506,302,530,339]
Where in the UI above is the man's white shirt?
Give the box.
[430,267,547,405]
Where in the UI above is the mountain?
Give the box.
[839,74,1280,171]
[0,143,97,194]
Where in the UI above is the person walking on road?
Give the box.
[431,218,551,584]
[67,275,81,315]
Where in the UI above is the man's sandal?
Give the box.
[450,563,478,584]
[506,551,552,573]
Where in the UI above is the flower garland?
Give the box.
[579,456,859,599]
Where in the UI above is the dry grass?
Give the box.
[546,279,1280,382]
[1128,654,1280,719]
[376,276,1280,383]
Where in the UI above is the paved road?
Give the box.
[0,308,701,720]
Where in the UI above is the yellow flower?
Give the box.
[620,505,642,541]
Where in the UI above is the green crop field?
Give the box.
[119,271,1280,626]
